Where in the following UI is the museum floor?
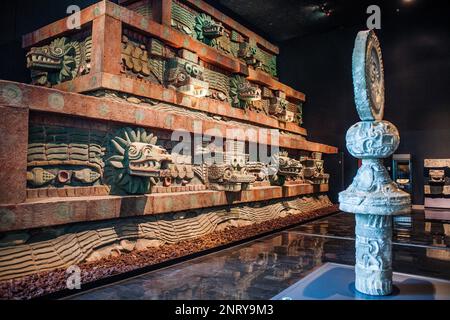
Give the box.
[67,210,450,300]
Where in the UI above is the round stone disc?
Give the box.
[352,30,385,121]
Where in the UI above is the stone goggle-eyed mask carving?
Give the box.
[166,58,209,98]
[278,156,302,176]
[27,42,66,71]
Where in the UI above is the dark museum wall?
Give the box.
[279,6,450,205]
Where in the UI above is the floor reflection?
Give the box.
[68,210,450,300]
[291,210,450,249]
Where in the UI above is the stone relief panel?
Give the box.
[165,56,209,98]
[301,152,330,185]
[105,127,205,195]
[26,119,328,198]
[25,24,300,125]
[117,29,300,123]
[352,29,385,121]
[355,213,393,295]
[269,151,304,186]
[121,30,176,84]
[0,195,333,281]
[170,0,277,77]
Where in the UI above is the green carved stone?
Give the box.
[171,1,196,36]
[194,13,225,46]
[26,36,92,86]
[203,68,230,101]
[238,42,277,77]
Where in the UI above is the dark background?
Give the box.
[1,0,449,205]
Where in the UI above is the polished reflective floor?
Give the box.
[68,210,450,300]
[272,263,450,300]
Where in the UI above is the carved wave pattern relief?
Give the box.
[0,195,332,280]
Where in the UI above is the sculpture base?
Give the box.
[271,263,450,300]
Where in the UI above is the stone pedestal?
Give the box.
[355,213,392,295]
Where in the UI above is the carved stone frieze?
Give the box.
[424,159,450,168]
[121,35,151,77]
[271,152,304,185]
[26,122,326,197]
[424,159,450,198]
[105,127,177,195]
[27,126,105,188]
[429,169,445,184]
[301,153,329,185]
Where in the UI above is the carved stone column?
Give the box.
[355,213,392,295]
[339,30,411,296]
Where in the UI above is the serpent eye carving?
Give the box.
[191,65,200,77]
[185,63,193,74]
